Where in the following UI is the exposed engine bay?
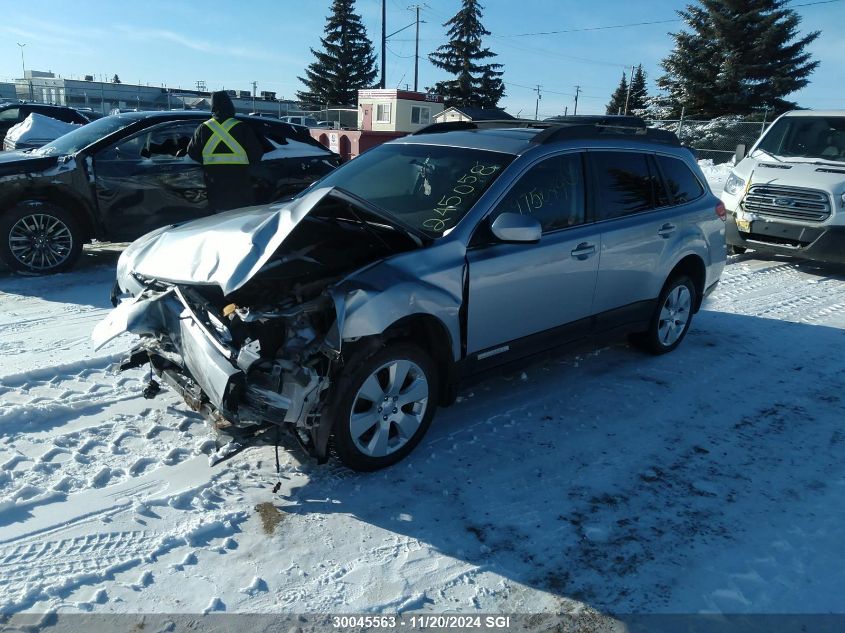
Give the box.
[99,192,424,463]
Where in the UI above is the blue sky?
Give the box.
[1,0,842,117]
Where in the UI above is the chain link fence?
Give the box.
[648,117,772,163]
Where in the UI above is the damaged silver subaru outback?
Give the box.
[94,120,726,471]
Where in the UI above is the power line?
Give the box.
[495,18,678,39]
[491,0,841,39]
[386,43,416,59]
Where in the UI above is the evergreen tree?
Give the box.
[628,65,648,112]
[428,0,505,108]
[297,0,378,106]
[658,0,819,118]
[112,74,121,84]
[606,72,628,115]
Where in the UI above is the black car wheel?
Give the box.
[0,202,83,274]
[631,275,697,355]
[327,343,439,472]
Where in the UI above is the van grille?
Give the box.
[743,185,831,222]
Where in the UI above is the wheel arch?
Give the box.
[344,313,457,407]
[4,189,96,241]
[667,254,706,312]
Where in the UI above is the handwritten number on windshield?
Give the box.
[423,163,500,234]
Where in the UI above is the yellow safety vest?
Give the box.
[201,118,249,165]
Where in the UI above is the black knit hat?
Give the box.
[210,91,235,121]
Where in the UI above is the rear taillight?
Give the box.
[715,201,726,221]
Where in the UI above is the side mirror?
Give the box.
[490,212,541,243]
[735,143,747,163]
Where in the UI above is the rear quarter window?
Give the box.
[656,155,704,205]
[591,151,660,220]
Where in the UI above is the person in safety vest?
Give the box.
[187,91,264,211]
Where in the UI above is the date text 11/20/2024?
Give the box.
[332,615,512,629]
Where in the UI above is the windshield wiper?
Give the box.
[750,148,784,163]
[329,188,428,247]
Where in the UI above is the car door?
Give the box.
[588,150,680,326]
[93,120,210,241]
[466,152,600,358]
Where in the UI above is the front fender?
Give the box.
[327,248,465,361]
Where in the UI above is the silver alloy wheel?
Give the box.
[8,213,74,270]
[349,359,429,458]
[657,285,692,346]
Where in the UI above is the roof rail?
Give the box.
[412,119,548,135]
[412,121,478,135]
[530,123,680,146]
[544,114,647,128]
[412,118,681,147]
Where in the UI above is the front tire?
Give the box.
[728,244,747,255]
[632,275,697,355]
[0,201,83,274]
[327,343,439,471]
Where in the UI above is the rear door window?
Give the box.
[591,151,659,220]
[656,155,704,205]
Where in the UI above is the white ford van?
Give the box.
[721,110,845,263]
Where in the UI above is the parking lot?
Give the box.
[1,245,844,616]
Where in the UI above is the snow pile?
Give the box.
[262,138,335,160]
[698,158,733,194]
[4,113,81,151]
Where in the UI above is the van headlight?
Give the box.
[724,172,746,196]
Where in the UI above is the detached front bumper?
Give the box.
[726,212,845,265]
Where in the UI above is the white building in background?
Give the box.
[433,106,515,124]
[13,70,302,118]
[357,89,444,133]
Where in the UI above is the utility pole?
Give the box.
[252,80,257,112]
[16,43,26,80]
[410,4,422,92]
[573,85,581,115]
[623,64,634,115]
[534,84,542,120]
[381,0,387,89]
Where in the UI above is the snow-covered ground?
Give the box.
[2,173,845,619]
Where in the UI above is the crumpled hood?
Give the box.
[121,186,332,296]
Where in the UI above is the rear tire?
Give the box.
[630,275,697,355]
[728,245,747,255]
[0,201,83,274]
[327,342,439,472]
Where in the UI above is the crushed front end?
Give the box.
[100,278,340,461]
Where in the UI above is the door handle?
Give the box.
[570,242,596,260]
[658,223,677,238]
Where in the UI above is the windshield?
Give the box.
[311,142,514,237]
[34,115,137,156]
[757,115,845,163]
